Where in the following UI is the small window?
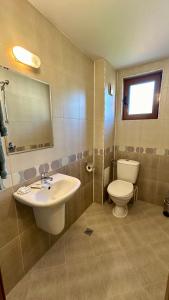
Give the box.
[122,71,162,120]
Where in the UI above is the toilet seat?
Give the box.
[107,180,133,198]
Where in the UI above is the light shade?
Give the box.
[12,46,41,69]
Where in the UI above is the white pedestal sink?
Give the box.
[13,174,81,235]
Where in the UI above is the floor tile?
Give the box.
[65,234,94,264]
[150,239,169,265]
[121,288,150,300]
[29,265,68,300]
[104,267,143,297]
[125,245,157,268]
[144,281,167,300]
[6,271,31,300]
[7,200,169,300]
[135,259,168,286]
[35,236,65,269]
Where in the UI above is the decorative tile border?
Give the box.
[4,149,93,189]
[51,159,62,170]
[77,152,83,160]
[24,167,37,181]
[4,147,114,189]
[68,154,76,163]
[5,144,168,189]
[94,146,114,156]
[117,145,168,156]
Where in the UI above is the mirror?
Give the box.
[0,66,53,154]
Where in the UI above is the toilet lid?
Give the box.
[107,180,133,198]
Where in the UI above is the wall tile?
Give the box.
[80,120,93,153]
[94,179,103,203]
[116,149,169,206]
[66,160,80,180]
[80,159,93,186]
[68,154,76,163]
[52,118,66,158]
[94,154,104,204]
[0,238,24,294]
[20,225,49,272]
[138,178,158,205]
[0,189,18,248]
[79,186,89,216]
[139,153,160,170]
[23,167,37,180]
[61,157,69,167]
[51,159,62,171]
[64,119,80,156]
[77,152,83,160]
[63,79,80,119]
[84,181,93,208]
[15,201,35,234]
[116,59,169,150]
[156,180,169,206]
[0,0,95,295]
[51,77,65,119]
[104,151,114,169]
[65,189,81,229]
[39,163,50,174]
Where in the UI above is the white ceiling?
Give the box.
[28,0,169,69]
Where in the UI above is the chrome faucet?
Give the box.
[41,172,53,189]
[30,173,53,190]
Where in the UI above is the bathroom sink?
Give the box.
[13,174,81,235]
[14,173,81,207]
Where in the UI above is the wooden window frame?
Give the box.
[122,70,163,120]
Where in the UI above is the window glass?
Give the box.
[128,81,155,115]
[122,71,162,120]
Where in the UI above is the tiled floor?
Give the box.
[7,200,169,300]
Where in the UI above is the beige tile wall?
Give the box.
[94,59,105,150]
[116,58,169,206]
[104,60,116,150]
[94,59,116,204]
[0,0,94,294]
[0,160,93,295]
[116,58,169,149]
[94,59,105,204]
[103,61,116,201]
[116,148,169,206]
[0,0,94,188]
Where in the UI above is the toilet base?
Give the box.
[113,205,128,218]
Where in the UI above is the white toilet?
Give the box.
[107,159,140,218]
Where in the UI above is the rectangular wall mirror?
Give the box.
[0,66,53,155]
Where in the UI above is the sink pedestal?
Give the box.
[33,203,65,235]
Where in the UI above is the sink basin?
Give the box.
[14,174,81,207]
[13,173,81,234]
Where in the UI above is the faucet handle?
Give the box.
[41,171,48,179]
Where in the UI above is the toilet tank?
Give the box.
[117,159,140,184]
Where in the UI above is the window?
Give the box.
[122,71,162,120]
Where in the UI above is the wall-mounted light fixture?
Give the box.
[12,46,41,69]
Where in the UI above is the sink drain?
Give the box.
[84,228,93,236]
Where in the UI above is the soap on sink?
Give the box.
[17,186,31,194]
